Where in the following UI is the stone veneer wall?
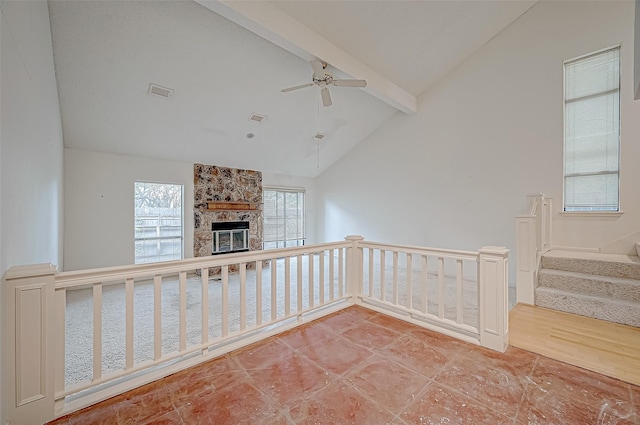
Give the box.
[193,164,263,263]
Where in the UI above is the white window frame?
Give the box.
[263,187,306,249]
[563,45,621,212]
[134,181,184,264]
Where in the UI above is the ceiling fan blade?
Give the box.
[310,60,325,76]
[333,79,367,88]
[281,82,314,93]
[320,87,332,107]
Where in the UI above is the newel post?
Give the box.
[515,194,552,305]
[478,246,509,353]
[3,264,57,425]
[344,235,364,304]
[515,213,536,305]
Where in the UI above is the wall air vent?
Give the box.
[148,83,174,98]
[248,113,266,123]
[313,132,326,140]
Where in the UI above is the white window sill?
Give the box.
[559,211,624,217]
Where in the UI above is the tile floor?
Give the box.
[48,306,640,424]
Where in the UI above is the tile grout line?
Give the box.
[388,376,438,423]
[512,354,540,425]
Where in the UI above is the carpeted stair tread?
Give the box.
[535,286,640,327]
[537,269,640,303]
[541,250,640,280]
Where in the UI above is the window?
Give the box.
[134,182,183,264]
[263,188,305,249]
[563,47,620,211]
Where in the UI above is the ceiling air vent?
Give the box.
[313,132,326,141]
[148,83,174,98]
[248,113,266,123]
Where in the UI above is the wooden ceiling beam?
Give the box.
[195,0,417,114]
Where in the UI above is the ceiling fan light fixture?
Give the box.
[281,60,366,107]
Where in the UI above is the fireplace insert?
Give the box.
[212,221,250,255]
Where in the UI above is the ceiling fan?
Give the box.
[281,60,367,107]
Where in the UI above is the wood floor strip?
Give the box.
[509,303,640,386]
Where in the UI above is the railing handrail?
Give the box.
[515,192,544,218]
[359,240,479,261]
[55,240,350,289]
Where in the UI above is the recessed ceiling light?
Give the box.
[246,133,255,139]
[248,113,266,123]
[313,132,326,140]
[148,83,174,98]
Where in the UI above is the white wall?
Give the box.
[635,0,639,99]
[64,149,317,270]
[1,0,64,270]
[64,149,194,270]
[316,1,640,282]
[0,0,64,421]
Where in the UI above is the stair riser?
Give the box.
[541,257,640,280]
[537,272,640,303]
[535,289,640,327]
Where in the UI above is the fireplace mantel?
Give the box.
[206,201,260,211]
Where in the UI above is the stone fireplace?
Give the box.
[193,164,263,272]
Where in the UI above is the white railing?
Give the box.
[353,238,508,349]
[3,236,509,425]
[515,193,552,304]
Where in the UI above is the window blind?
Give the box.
[563,47,620,211]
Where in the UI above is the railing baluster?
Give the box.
[256,260,262,326]
[406,253,413,310]
[393,251,399,305]
[438,257,445,320]
[297,254,303,314]
[477,260,481,329]
[179,271,187,352]
[456,260,464,324]
[240,262,246,331]
[380,250,385,302]
[329,249,335,301]
[200,268,209,348]
[421,255,428,314]
[368,248,374,296]
[222,265,229,337]
[319,252,325,304]
[154,274,162,360]
[92,282,102,381]
[125,278,134,370]
[271,258,277,321]
[55,289,66,396]
[338,248,344,298]
[308,253,314,308]
[285,257,291,316]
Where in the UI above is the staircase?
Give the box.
[535,250,640,327]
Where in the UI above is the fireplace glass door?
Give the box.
[212,221,250,255]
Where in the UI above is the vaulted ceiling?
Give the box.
[49,0,536,178]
